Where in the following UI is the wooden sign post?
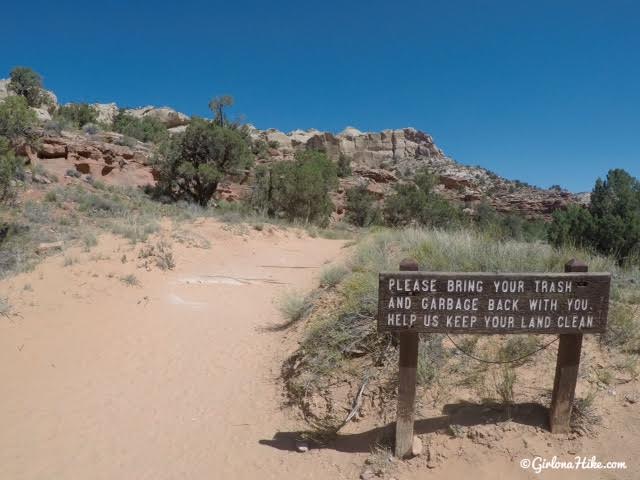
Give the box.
[379,259,611,459]
[549,259,588,433]
[395,258,420,459]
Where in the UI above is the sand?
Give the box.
[0,221,362,479]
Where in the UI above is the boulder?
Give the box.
[36,241,64,254]
[353,167,398,183]
[92,103,119,125]
[32,107,52,122]
[38,141,67,158]
[124,106,190,128]
[168,125,187,135]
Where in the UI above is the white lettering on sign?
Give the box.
[493,280,525,293]
[534,280,572,293]
[447,280,484,293]
[388,278,437,293]
[529,298,558,311]
[379,272,610,333]
[488,298,519,311]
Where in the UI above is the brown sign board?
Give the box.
[378,272,611,334]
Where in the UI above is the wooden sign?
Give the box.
[378,272,610,334]
[383,259,611,459]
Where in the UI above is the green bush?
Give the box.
[0,139,23,204]
[0,96,37,142]
[549,169,640,264]
[476,201,548,242]
[251,150,337,225]
[548,204,594,248]
[345,183,380,227]
[55,103,98,128]
[383,169,464,228]
[112,110,168,143]
[8,67,44,107]
[152,117,253,206]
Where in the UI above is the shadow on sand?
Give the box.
[259,401,549,453]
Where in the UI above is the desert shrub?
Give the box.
[494,365,517,404]
[120,274,140,286]
[42,118,69,135]
[0,96,37,142]
[138,240,175,270]
[0,139,23,204]
[550,169,640,264]
[152,117,253,206]
[249,165,272,215]
[251,139,269,158]
[497,336,542,366]
[82,123,100,135]
[109,216,159,243]
[417,335,447,386]
[82,232,98,251]
[548,204,595,249]
[602,303,640,351]
[112,110,168,143]
[320,265,349,288]
[345,183,381,227]
[475,200,547,242]
[383,169,464,228]
[251,150,337,225]
[278,290,313,326]
[8,67,44,107]
[55,103,98,128]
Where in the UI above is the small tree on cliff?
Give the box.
[0,96,37,142]
[153,117,253,206]
[208,95,234,127]
[8,67,44,107]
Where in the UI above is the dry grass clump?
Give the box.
[119,274,140,286]
[138,240,175,270]
[274,290,316,331]
[319,264,349,288]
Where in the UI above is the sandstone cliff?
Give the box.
[251,126,580,219]
[22,124,580,220]
[0,75,580,219]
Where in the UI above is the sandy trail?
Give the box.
[0,222,362,480]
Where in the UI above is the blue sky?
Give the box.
[2,0,638,192]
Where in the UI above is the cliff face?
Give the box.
[25,124,581,220]
[251,127,581,220]
[3,82,579,220]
